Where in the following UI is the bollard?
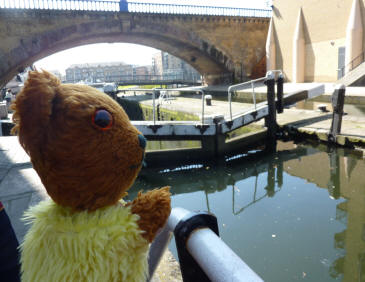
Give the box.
[264,72,277,151]
[329,85,346,143]
[205,95,212,106]
[276,74,284,113]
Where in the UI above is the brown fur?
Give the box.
[128,186,171,242]
[11,70,171,239]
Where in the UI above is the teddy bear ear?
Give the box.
[11,70,60,154]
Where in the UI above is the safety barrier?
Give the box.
[0,0,119,11]
[227,70,284,120]
[0,0,272,18]
[148,207,264,282]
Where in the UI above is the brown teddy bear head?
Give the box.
[11,70,146,211]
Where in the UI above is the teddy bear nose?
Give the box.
[138,134,146,149]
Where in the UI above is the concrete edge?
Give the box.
[283,124,365,154]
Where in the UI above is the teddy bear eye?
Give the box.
[92,109,113,130]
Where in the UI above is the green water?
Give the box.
[129,140,365,282]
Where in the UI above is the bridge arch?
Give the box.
[0,9,269,86]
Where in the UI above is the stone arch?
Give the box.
[0,10,237,86]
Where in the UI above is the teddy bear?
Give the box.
[11,70,171,281]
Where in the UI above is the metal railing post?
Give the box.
[152,89,157,125]
[264,71,277,151]
[251,81,257,110]
[329,84,346,143]
[228,88,233,121]
[276,73,284,113]
[200,90,205,124]
[227,76,267,121]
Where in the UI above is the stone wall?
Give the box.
[0,9,269,86]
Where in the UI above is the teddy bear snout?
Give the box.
[138,134,146,149]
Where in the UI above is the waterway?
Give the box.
[129,140,365,282]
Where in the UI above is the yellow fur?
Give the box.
[12,71,171,281]
[20,200,148,282]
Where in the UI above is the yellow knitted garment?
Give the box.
[20,200,148,282]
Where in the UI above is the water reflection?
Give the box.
[131,141,365,282]
[281,143,365,281]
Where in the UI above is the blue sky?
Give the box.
[35,0,270,74]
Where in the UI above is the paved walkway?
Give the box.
[140,96,254,120]
[276,109,365,148]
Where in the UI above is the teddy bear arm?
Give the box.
[129,186,171,243]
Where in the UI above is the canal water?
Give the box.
[129,140,365,282]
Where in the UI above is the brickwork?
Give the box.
[0,9,268,86]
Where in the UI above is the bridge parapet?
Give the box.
[0,0,271,18]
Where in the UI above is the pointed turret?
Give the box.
[266,17,276,71]
[292,8,305,83]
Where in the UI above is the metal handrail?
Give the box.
[128,2,272,17]
[117,87,205,125]
[0,0,272,18]
[338,51,365,78]
[0,0,120,11]
[148,208,263,281]
[227,70,283,120]
[112,74,201,84]
[227,77,265,121]
[149,88,205,125]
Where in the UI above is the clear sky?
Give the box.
[35,0,270,74]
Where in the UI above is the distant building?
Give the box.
[152,52,163,76]
[134,66,150,76]
[65,54,201,84]
[65,62,134,83]
[152,51,201,81]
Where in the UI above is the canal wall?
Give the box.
[187,83,365,105]
[272,107,365,156]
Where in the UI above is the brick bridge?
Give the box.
[0,2,270,87]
